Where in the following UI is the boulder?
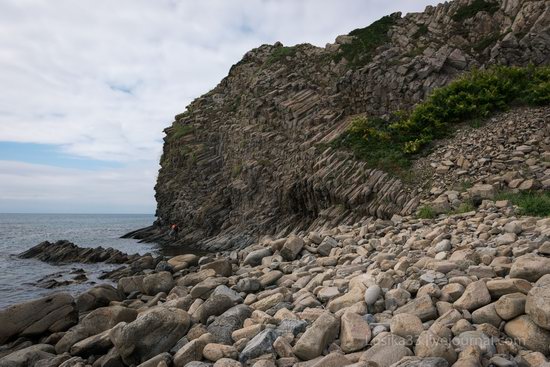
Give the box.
[203,343,238,362]
[486,278,531,297]
[207,305,252,345]
[211,285,243,304]
[0,344,55,367]
[251,293,284,311]
[340,312,371,353]
[239,329,277,363]
[190,277,228,299]
[453,281,491,311]
[213,359,242,367]
[201,259,232,277]
[310,353,351,367]
[394,295,437,322]
[110,306,191,365]
[177,269,216,287]
[388,357,448,367]
[504,315,550,354]
[359,343,413,367]
[327,286,364,313]
[76,284,122,312]
[69,329,112,357]
[136,353,172,367]
[280,235,304,261]
[525,274,550,330]
[193,294,234,324]
[243,248,272,267]
[167,254,198,268]
[415,331,457,364]
[390,313,423,342]
[364,285,381,306]
[173,334,213,367]
[509,254,550,282]
[471,303,501,327]
[452,331,495,357]
[235,278,261,293]
[495,292,526,320]
[0,293,77,344]
[56,305,137,353]
[142,271,174,296]
[293,312,339,360]
[118,275,145,294]
[468,184,494,199]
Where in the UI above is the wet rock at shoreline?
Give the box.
[19,240,144,265]
[0,293,77,344]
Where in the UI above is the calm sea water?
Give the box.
[0,213,159,309]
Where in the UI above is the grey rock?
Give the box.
[0,293,77,344]
[243,248,272,267]
[110,306,191,365]
[76,284,122,312]
[239,329,277,363]
[142,271,174,296]
[388,357,448,367]
[193,294,234,324]
[207,305,252,345]
[364,285,381,306]
[0,344,55,367]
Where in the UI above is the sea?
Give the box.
[0,213,166,309]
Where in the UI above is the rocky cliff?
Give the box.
[149,0,550,250]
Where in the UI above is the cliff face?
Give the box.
[154,0,550,250]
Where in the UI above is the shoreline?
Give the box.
[2,201,550,366]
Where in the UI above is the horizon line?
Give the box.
[0,212,156,216]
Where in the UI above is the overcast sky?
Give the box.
[0,0,440,214]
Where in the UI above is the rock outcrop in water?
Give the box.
[135,0,550,251]
[19,241,144,265]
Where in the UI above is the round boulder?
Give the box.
[142,271,174,296]
[110,306,190,365]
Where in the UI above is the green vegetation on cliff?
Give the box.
[171,124,194,140]
[335,15,397,68]
[452,0,500,22]
[332,66,550,171]
[496,191,550,217]
[266,46,297,65]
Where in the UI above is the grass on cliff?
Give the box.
[332,65,550,172]
[452,0,500,22]
[266,46,297,65]
[171,124,194,140]
[417,205,437,219]
[334,15,397,68]
[496,191,550,217]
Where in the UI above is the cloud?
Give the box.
[0,160,156,213]
[0,0,440,212]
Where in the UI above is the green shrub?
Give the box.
[331,116,410,173]
[231,163,243,177]
[267,46,297,65]
[452,0,499,22]
[334,15,397,68]
[528,67,550,105]
[413,24,429,38]
[451,201,476,214]
[495,191,550,217]
[417,205,436,219]
[333,66,550,172]
[171,124,194,140]
[473,33,501,52]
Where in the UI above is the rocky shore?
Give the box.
[3,200,550,367]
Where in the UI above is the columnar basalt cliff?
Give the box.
[149,0,550,250]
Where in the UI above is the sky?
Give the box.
[0,0,440,214]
